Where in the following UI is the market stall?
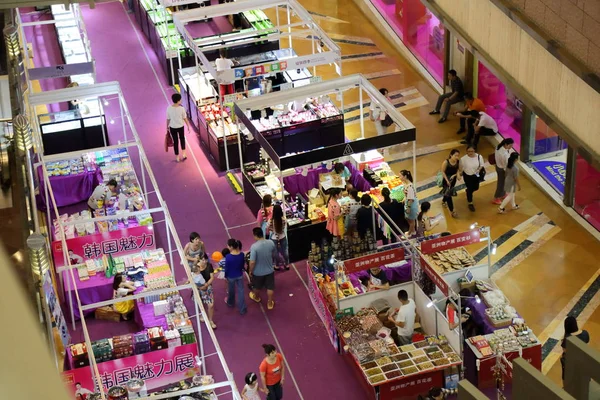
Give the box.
[33,82,242,400]
[307,245,464,400]
[17,5,105,155]
[173,0,342,170]
[416,228,542,390]
[233,74,417,260]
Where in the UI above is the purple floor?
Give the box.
[77,2,369,398]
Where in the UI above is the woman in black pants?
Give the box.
[441,149,460,218]
[166,93,189,162]
[458,146,485,211]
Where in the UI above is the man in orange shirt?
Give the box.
[455,93,485,135]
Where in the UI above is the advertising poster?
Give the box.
[61,344,199,397]
[52,226,155,269]
[42,272,70,347]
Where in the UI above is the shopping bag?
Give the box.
[435,172,444,187]
[381,114,394,127]
[165,131,174,152]
[488,153,496,165]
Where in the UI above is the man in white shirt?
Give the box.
[215,49,236,97]
[388,289,417,345]
[462,111,499,149]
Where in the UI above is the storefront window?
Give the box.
[476,62,522,151]
[534,117,567,156]
[574,155,600,232]
[370,0,445,85]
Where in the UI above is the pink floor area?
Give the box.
[20,10,69,113]
[78,2,370,398]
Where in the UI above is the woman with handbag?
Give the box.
[492,138,515,204]
[498,152,521,213]
[370,88,391,136]
[440,149,460,218]
[166,93,189,162]
[400,170,419,237]
[458,146,485,212]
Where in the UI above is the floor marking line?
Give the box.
[225,221,258,231]
[123,1,230,238]
[291,262,309,291]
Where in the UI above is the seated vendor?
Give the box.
[367,267,390,291]
[87,179,118,213]
[446,297,470,331]
[113,273,135,320]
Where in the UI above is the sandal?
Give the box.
[442,202,448,208]
[267,300,275,310]
[451,211,458,218]
[249,292,262,303]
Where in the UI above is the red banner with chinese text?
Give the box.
[52,225,156,269]
[61,344,198,398]
[420,230,481,254]
[419,255,449,296]
[378,369,444,400]
[343,247,405,274]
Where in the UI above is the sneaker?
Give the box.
[513,205,520,210]
[491,198,502,205]
[498,207,506,214]
[429,110,440,115]
[468,204,475,212]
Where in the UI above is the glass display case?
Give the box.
[39,108,108,155]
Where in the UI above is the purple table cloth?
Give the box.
[37,166,103,210]
[133,287,169,331]
[283,162,371,198]
[64,273,114,320]
[328,261,412,294]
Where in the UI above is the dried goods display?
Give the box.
[439,344,453,353]
[360,314,383,333]
[432,358,449,367]
[417,362,434,371]
[338,315,361,332]
[412,356,429,364]
[409,349,426,358]
[369,374,386,384]
[381,364,398,372]
[385,370,402,379]
[414,341,429,349]
[391,354,409,362]
[428,351,445,360]
[361,361,377,370]
[387,345,400,355]
[424,346,441,354]
[376,356,392,366]
[352,343,376,363]
[400,344,416,352]
[396,360,414,368]
[422,247,475,273]
[446,353,461,363]
[365,368,383,377]
[401,366,419,375]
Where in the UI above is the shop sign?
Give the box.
[42,272,70,348]
[233,52,339,79]
[61,344,199,397]
[377,369,443,400]
[420,229,480,254]
[419,255,449,296]
[343,247,405,274]
[52,225,155,269]
[532,161,566,194]
[306,264,338,351]
[28,62,94,80]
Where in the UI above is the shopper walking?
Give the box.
[440,149,460,218]
[257,194,273,237]
[325,188,344,239]
[224,238,247,315]
[459,146,485,212]
[192,256,217,329]
[429,70,464,123]
[400,170,418,236]
[249,227,277,310]
[268,204,290,271]
[561,316,590,381]
[184,232,206,270]
[492,138,515,204]
[259,344,285,400]
[166,93,189,162]
[344,188,361,235]
[498,152,521,214]
[241,372,261,400]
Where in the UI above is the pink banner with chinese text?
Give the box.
[61,344,199,398]
[420,230,481,254]
[52,225,155,269]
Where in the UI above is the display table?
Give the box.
[134,287,169,331]
[463,337,542,389]
[64,273,114,320]
[283,162,372,199]
[36,166,102,209]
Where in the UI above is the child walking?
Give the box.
[242,372,261,400]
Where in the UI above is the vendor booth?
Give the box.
[233,74,416,261]
[32,82,242,399]
[172,0,342,170]
[17,5,106,155]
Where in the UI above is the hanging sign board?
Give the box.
[28,62,94,80]
[420,229,481,254]
[343,247,405,274]
[232,52,340,79]
[419,255,449,296]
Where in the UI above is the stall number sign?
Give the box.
[344,247,404,274]
[419,255,449,296]
[420,229,481,254]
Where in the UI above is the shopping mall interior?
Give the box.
[1,0,600,399]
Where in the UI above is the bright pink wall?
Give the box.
[575,155,600,231]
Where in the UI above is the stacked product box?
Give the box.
[165,329,182,348]
[149,327,167,351]
[133,331,151,355]
[112,334,134,359]
[92,339,113,363]
[178,326,196,345]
